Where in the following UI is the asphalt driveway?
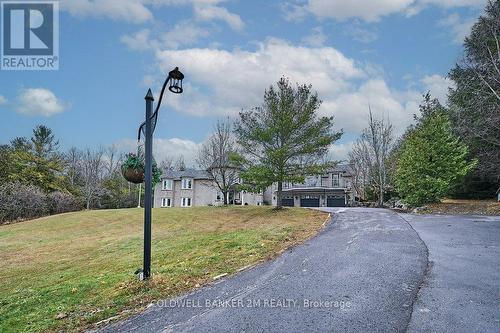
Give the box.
[97,209,499,333]
[98,208,427,333]
[402,213,500,333]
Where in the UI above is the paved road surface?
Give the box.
[98,208,427,333]
[402,213,500,333]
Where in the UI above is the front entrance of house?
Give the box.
[228,189,242,205]
[300,195,320,207]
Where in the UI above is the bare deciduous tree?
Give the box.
[174,155,186,171]
[104,145,121,178]
[65,147,82,187]
[159,155,175,171]
[80,148,106,209]
[198,119,240,205]
[349,108,394,206]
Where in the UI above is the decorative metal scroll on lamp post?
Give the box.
[137,67,184,280]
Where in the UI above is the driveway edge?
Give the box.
[397,213,430,333]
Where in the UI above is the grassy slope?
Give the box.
[0,206,328,332]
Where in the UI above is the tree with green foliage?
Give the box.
[7,137,35,185]
[234,77,342,208]
[30,125,65,192]
[0,144,14,184]
[395,96,477,206]
[447,0,500,197]
[4,126,65,192]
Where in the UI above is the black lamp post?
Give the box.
[137,67,184,280]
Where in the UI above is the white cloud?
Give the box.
[0,95,7,105]
[302,27,327,47]
[161,21,211,49]
[287,0,485,22]
[282,2,309,22]
[154,137,203,167]
[345,25,378,43]
[193,3,244,30]
[62,0,244,29]
[418,0,485,8]
[155,38,364,118]
[307,0,414,22]
[61,0,153,23]
[152,38,438,137]
[120,29,157,51]
[16,88,68,117]
[116,137,203,167]
[438,13,475,44]
[121,21,211,52]
[329,142,354,161]
[421,74,455,105]
[320,79,420,135]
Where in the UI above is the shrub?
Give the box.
[0,183,82,223]
[47,191,81,215]
[0,182,48,223]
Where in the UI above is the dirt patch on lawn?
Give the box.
[422,199,499,216]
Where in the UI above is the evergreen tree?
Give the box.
[447,0,500,197]
[234,77,342,208]
[7,137,35,185]
[30,125,65,192]
[396,98,476,206]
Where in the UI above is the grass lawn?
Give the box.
[0,206,328,332]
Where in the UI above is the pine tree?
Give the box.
[396,101,476,206]
[234,77,342,208]
[447,0,500,197]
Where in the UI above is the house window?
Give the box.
[181,178,193,189]
[161,198,172,207]
[162,179,172,190]
[332,174,340,187]
[181,197,192,207]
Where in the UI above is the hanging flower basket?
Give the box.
[122,165,145,184]
[121,152,145,184]
[121,148,162,185]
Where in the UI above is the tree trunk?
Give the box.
[277,181,283,208]
[223,190,228,205]
[379,170,384,207]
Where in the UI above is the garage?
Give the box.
[300,195,320,207]
[281,196,294,207]
[327,194,346,207]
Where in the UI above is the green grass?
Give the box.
[0,206,328,332]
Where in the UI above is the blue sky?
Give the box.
[0,0,486,165]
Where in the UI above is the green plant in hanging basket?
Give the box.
[121,152,145,184]
[121,148,162,185]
